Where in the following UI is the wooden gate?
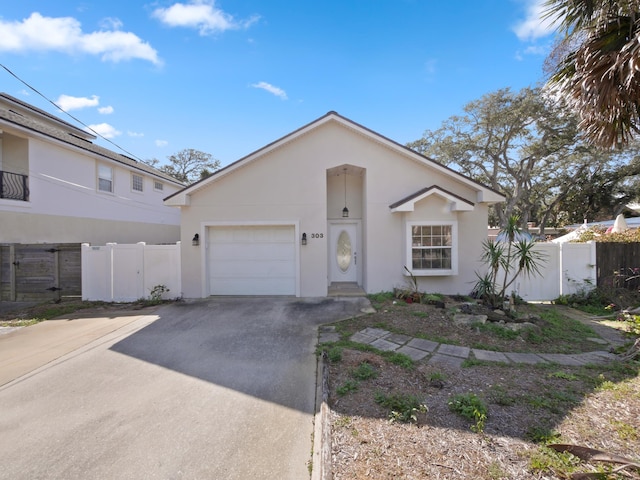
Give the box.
[596,242,640,291]
[0,244,81,302]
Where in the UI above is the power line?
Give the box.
[0,62,146,163]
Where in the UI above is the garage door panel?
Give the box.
[210,244,294,261]
[207,225,296,296]
[209,259,295,277]
[209,277,294,296]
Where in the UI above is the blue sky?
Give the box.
[0,1,556,167]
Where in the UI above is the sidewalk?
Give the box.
[319,326,619,368]
[0,310,159,386]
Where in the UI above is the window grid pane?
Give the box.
[132,174,143,192]
[98,178,112,192]
[411,224,452,270]
[98,165,113,192]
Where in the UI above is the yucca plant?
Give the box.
[474,215,546,309]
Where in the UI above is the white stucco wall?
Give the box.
[175,120,496,298]
[27,138,181,224]
[0,132,181,245]
[0,210,179,244]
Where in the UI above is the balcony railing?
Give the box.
[0,170,29,201]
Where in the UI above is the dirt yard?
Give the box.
[325,298,640,479]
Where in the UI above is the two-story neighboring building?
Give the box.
[0,93,183,245]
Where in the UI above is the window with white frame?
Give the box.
[407,221,457,275]
[98,165,113,193]
[132,173,144,192]
[154,180,164,191]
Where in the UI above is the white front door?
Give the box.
[329,222,358,283]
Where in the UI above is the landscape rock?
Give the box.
[453,313,488,326]
[504,322,539,332]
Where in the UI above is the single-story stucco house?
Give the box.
[164,112,505,298]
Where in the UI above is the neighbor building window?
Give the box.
[98,165,113,193]
[154,180,164,191]
[132,173,144,192]
[406,221,457,275]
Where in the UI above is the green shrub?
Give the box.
[351,362,378,380]
[374,392,427,423]
[149,284,170,303]
[337,380,359,396]
[327,346,343,363]
[448,392,488,433]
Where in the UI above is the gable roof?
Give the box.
[389,186,475,212]
[164,111,505,205]
[0,93,183,186]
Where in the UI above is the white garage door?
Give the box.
[207,225,296,295]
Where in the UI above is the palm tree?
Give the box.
[543,0,640,148]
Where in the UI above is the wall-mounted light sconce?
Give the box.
[301,233,307,245]
[192,233,200,246]
[342,167,349,217]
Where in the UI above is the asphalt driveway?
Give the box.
[0,297,368,479]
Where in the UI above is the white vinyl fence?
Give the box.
[81,241,595,303]
[82,242,181,302]
[509,242,596,302]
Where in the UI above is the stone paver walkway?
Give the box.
[320,326,619,368]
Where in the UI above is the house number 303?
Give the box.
[311,233,324,238]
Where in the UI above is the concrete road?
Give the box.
[0,297,367,480]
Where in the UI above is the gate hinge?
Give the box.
[46,287,62,291]
[45,248,60,253]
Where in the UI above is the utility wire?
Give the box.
[0,62,146,163]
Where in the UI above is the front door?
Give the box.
[329,222,359,283]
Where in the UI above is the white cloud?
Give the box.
[251,81,287,100]
[99,17,123,30]
[0,12,161,65]
[86,123,121,138]
[98,105,114,114]
[156,139,169,147]
[152,0,259,36]
[512,0,558,41]
[56,94,99,111]
[128,131,144,137]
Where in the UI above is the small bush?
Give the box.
[337,380,359,396]
[448,392,488,433]
[149,284,170,303]
[351,362,378,380]
[327,346,343,363]
[374,392,427,423]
